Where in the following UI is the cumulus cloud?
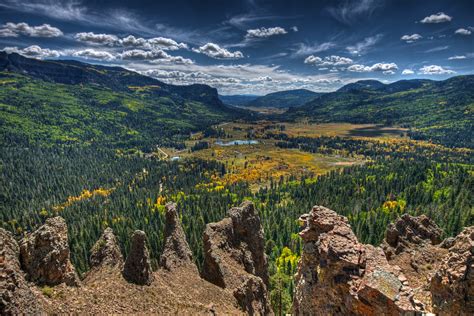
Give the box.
[348,62,398,73]
[245,27,287,39]
[75,32,119,46]
[192,43,243,59]
[0,22,63,37]
[418,65,456,75]
[74,32,187,50]
[401,34,422,43]
[420,12,452,24]
[304,55,353,66]
[346,34,383,55]
[402,69,415,75]
[455,28,471,35]
[72,49,115,61]
[291,26,298,32]
[119,49,193,64]
[2,45,61,58]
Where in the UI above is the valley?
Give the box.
[1,52,473,315]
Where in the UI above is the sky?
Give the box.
[0,0,473,95]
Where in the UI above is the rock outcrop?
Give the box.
[202,201,272,315]
[122,230,154,285]
[90,227,123,269]
[0,229,42,315]
[383,213,443,257]
[19,217,79,286]
[294,206,418,315]
[159,203,198,273]
[431,226,474,315]
[381,214,448,310]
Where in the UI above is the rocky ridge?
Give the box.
[294,205,474,315]
[202,201,273,315]
[2,201,473,315]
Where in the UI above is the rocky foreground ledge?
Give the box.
[295,206,474,316]
[1,202,473,315]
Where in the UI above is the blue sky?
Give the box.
[0,0,473,94]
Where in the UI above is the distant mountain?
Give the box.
[219,94,259,106]
[246,89,322,109]
[0,52,244,149]
[286,76,474,148]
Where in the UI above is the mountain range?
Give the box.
[1,52,472,149]
[0,52,241,149]
[286,76,474,148]
[220,89,321,109]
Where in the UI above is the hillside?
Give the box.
[286,76,474,148]
[0,52,243,149]
[219,94,259,106]
[246,89,322,109]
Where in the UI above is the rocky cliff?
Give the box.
[202,201,273,315]
[294,206,474,315]
[1,201,271,314]
[2,202,473,315]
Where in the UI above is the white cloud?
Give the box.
[348,62,398,73]
[425,46,449,53]
[75,33,187,50]
[192,43,243,59]
[2,45,61,58]
[401,34,422,43]
[119,49,193,64]
[147,37,188,50]
[418,65,456,75]
[304,55,353,66]
[0,22,63,37]
[75,32,119,46]
[327,0,383,25]
[402,69,415,75]
[72,49,115,61]
[291,26,298,32]
[420,12,452,24]
[245,27,287,39]
[448,55,466,60]
[455,28,471,35]
[346,34,383,55]
[292,42,336,57]
[448,53,473,60]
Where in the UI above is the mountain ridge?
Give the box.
[286,75,474,148]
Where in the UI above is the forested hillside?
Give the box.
[0,52,243,149]
[247,89,321,108]
[286,76,474,148]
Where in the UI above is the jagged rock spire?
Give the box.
[19,217,79,286]
[202,201,273,315]
[90,227,123,269]
[1,228,43,314]
[122,230,154,285]
[159,203,198,273]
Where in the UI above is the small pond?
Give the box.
[215,140,259,146]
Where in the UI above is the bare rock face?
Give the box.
[381,214,447,311]
[202,201,273,315]
[159,203,198,273]
[383,213,443,258]
[0,229,42,315]
[122,230,154,285]
[293,206,417,315]
[431,226,474,315]
[90,227,123,269]
[19,217,79,286]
